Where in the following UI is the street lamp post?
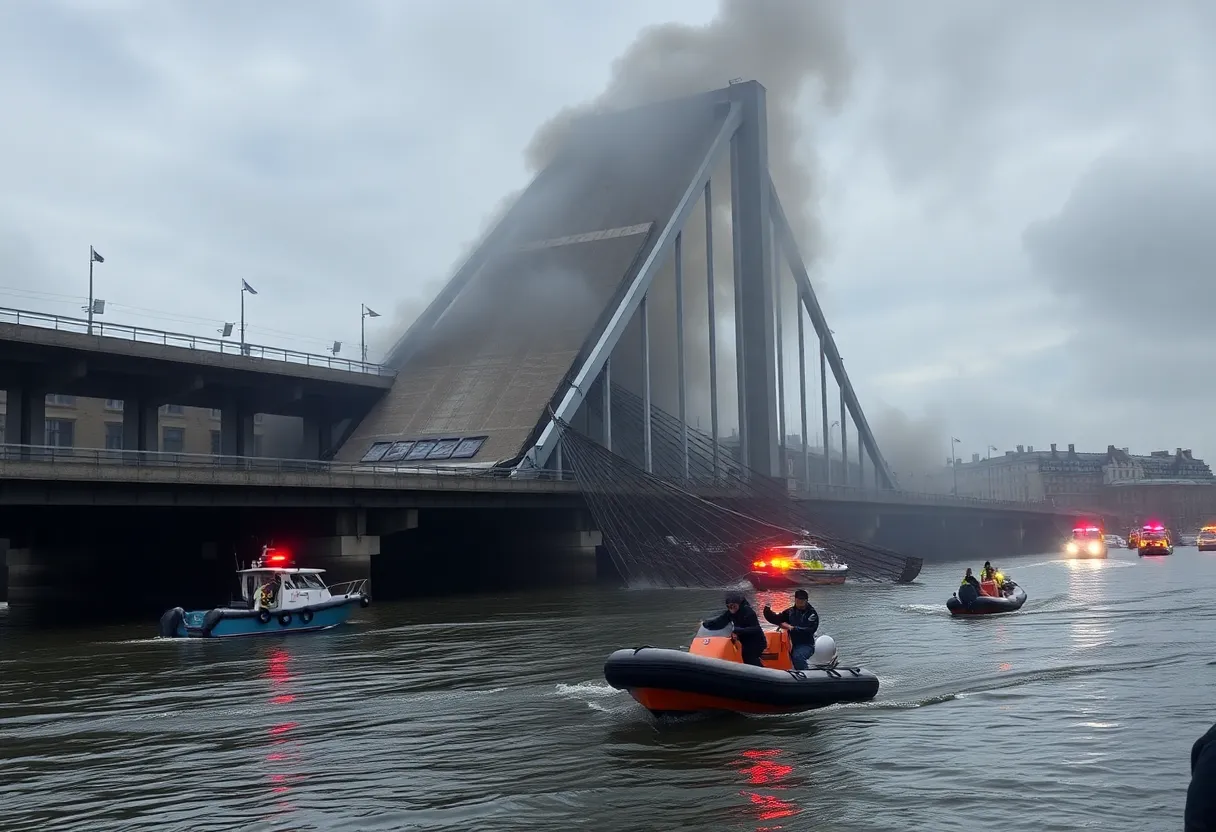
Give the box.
[87,246,104,335]
[240,280,258,355]
[950,436,961,496]
[361,304,380,364]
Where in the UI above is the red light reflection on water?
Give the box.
[737,749,800,829]
[262,647,301,820]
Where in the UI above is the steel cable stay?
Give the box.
[547,394,922,588]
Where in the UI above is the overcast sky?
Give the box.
[2,0,1214,475]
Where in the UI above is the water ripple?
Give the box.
[0,548,1210,830]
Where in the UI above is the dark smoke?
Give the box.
[370,187,521,362]
[360,2,928,474]
[869,405,950,489]
[522,0,852,430]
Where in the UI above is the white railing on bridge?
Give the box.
[0,306,395,377]
[0,444,578,481]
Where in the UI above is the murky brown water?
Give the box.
[1,549,1211,831]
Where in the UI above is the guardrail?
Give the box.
[0,444,578,481]
[0,305,395,377]
[789,481,1065,511]
[0,444,1071,511]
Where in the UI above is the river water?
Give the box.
[1,548,1211,831]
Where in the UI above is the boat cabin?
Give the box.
[235,567,333,612]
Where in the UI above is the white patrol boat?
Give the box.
[158,546,371,639]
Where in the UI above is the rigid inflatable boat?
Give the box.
[603,624,879,716]
[946,582,1027,616]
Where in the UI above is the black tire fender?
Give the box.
[258,610,272,624]
[278,613,292,626]
[360,595,371,608]
[300,609,314,624]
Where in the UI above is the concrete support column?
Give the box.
[300,411,333,460]
[220,401,255,456]
[300,534,379,585]
[121,398,160,452]
[5,385,46,448]
[300,509,380,586]
[5,546,93,622]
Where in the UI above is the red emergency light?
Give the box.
[263,547,292,565]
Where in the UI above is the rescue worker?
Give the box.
[257,575,283,610]
[961,568,981,591]
[980,561,995,582]
[702,591,765,667]
[956,568,981,607]
[763,589,820,670]
[1187,722,1216,829]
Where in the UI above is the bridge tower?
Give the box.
[342,81,895,491]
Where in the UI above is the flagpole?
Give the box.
[240,282,246,354]
[87,247,95,335]
[361,304,366,365]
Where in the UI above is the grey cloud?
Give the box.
[1022,149,1216,401]
[1025,151,1216,317]
[841,0,1216,204]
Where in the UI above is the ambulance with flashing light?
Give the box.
[1198,525,1216,552]
[1064,524,1108,559]
[1137,523,1173,556]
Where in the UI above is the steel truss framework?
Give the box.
[518,81,897,490]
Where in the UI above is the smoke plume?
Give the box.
[523,0,852,431]
[869,405,951,489]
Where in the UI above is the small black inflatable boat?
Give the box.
[947,583,1027,616]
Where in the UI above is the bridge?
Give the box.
[0,305,393,458]
[0,81,1077,616]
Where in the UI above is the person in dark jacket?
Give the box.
[962,568,981,590]
[702,591,766,666]
[763,589,820,670]
[1186,722,1216,829]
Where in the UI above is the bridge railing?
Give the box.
[0,444,579,481]
[789,481,1060,510]
[0,305,395,377]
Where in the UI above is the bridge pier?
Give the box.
[220,401,256,456]
[121,397,160,452]
[299,508,380,587]
[4,538,231,625]
[4,384,46,450]
[300,411,334,460]
[375,508,601,598]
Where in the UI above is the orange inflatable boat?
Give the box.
[603,625,879,716]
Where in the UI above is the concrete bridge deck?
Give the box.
[0,444,1077,517]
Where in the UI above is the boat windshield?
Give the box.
[294,573,326,590]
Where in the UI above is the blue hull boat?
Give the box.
[158,546,371,640]
[161,596,366,639]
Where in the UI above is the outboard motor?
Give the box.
[810,633,838,667]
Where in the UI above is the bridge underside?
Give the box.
[338,81,896,491]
